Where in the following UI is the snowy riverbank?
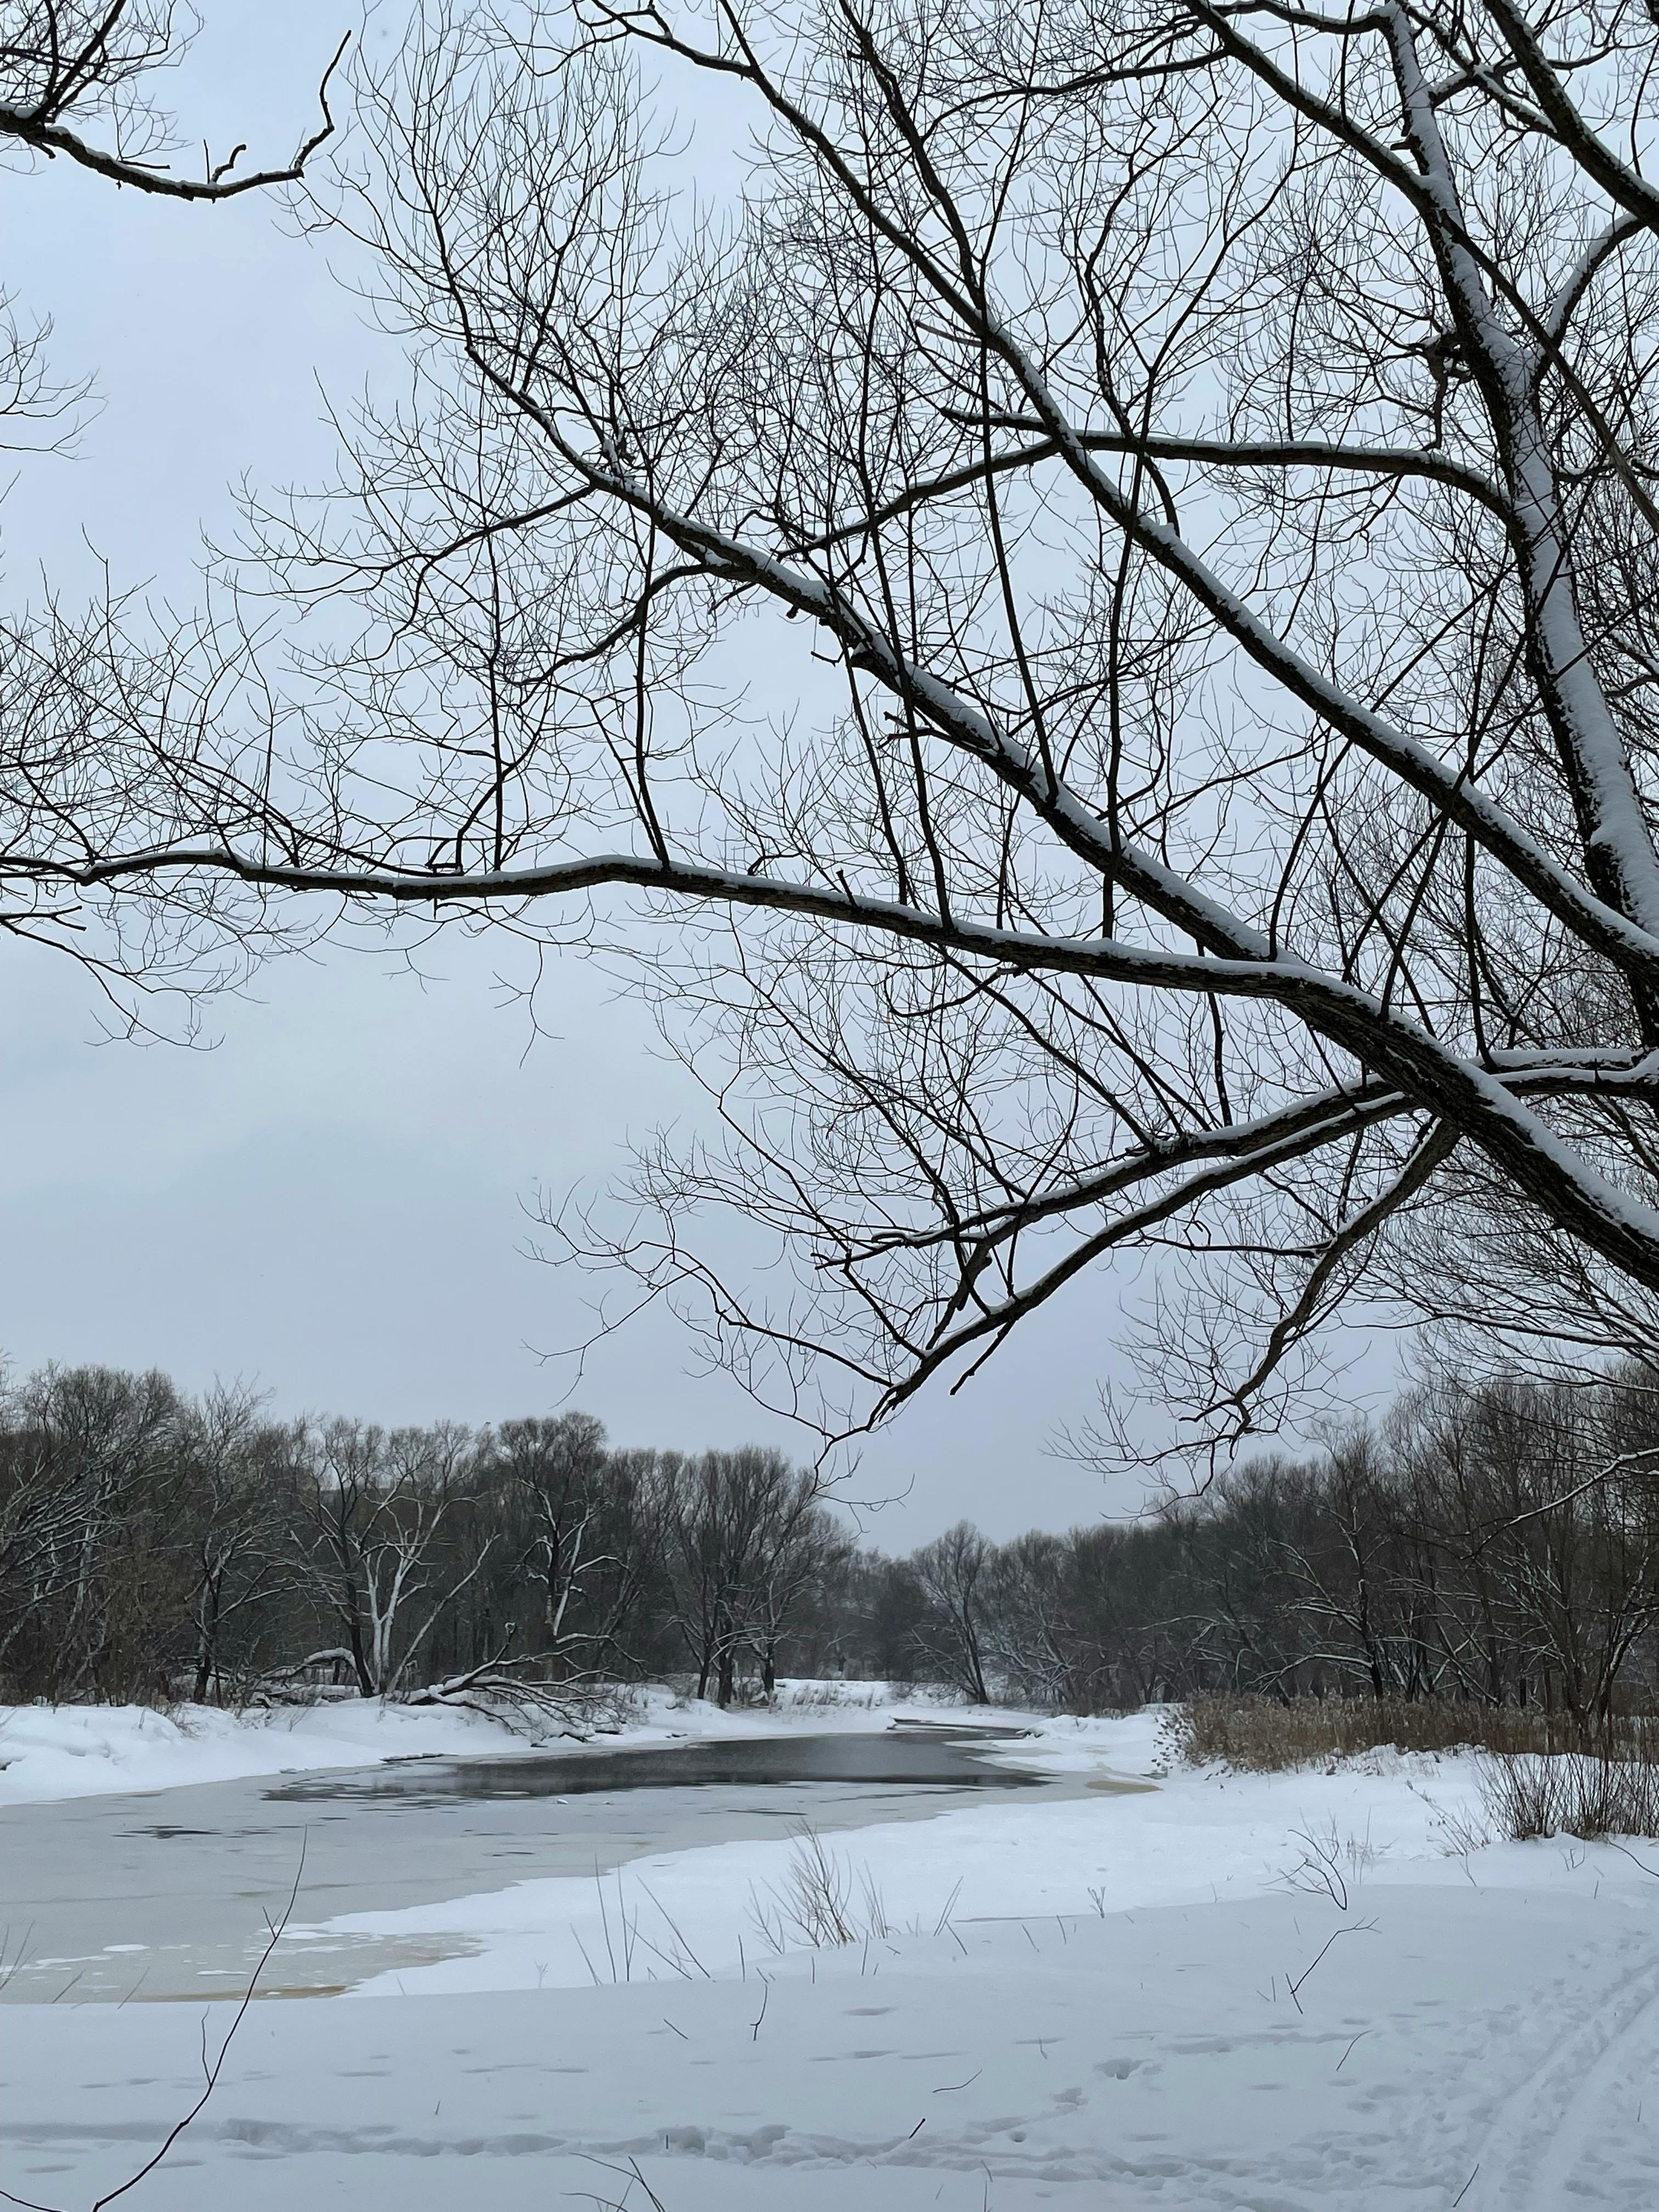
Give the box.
[5,1697,1659,2208]
[0,1680,941,1805]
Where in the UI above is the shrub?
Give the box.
[1481,1752,1659,1842]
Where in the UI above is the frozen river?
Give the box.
[10,1713,1644,2212]
[0,1725,1111,2004]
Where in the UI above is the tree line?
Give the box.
[0,1370,840,1708]
[900,1372,1659,1722]
[5,1360,1659,1720]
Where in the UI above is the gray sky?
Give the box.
[0,3,1401,1543]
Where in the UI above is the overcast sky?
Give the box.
[0,3,1401,1543]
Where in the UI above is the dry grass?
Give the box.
[1169,1694,1659,1846]
[1480,1752,1659,1842]
[1171,1693,1659,1772]
[747,1825,894,1954]
[743,1825,970,1958]
[780,1680,894,1711]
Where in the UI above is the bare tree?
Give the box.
[482,1410,672,1674]
[178,1385,298,1702]
[910,1520,996,1702]
[1401,1373,1659,1718]
[990,1530,1103,1708]
[287,1419,494,1696]
[0,5,344,1024]
[47,0,1659,1457]
[488,1412,611,1648]
[656,1446,825,1701]
[743,1463,845,1694]
[0,1363,187,1698]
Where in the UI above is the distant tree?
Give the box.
[744,1471,848,1695]
[0,1364,188,1700]
[989,1532,1091,1709]
[287,1420,493,1697]
[658,1447,827,1703]
[177,1386,297,1702]
[488,1412,611,1651]
[855,1553,928,1685]
[909,1522,996,1705]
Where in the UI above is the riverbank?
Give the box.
[0,1681,956,1806]
[5,1701,1658,2208]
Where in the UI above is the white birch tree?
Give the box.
[289,1420,493,1697]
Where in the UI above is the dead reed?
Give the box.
[1172,1693,1659,1773]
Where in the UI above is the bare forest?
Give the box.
[6,1360,1659,1729]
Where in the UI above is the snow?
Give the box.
[0,1680,922,1807]
[0,1695,518,1803]
[311,1709,1609,2002]
[7,1695,1659,2208]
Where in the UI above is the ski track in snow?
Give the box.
[1465,1939,1659,2211]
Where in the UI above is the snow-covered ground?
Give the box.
[319,1707,1502,1999]
[0,1680,921,1805]
[5,1695,1659,2208]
